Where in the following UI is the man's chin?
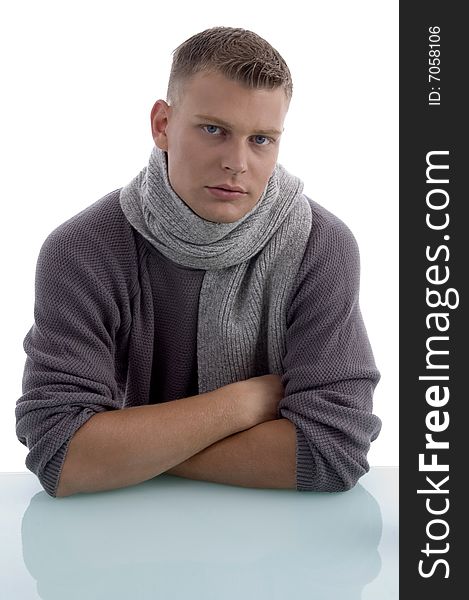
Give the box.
[191,204,247,224]
[180,193,256,224]
[201,212,241,224]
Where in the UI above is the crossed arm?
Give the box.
[166,418,297,489]
[52,377,297,497]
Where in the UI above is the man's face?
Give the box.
[151,70,289,223]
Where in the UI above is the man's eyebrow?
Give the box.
[194,114,283,136]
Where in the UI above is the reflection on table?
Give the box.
[1,468,398,599]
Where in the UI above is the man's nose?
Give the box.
[221,139,247,174]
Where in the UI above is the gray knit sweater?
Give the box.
[16,189,381,497]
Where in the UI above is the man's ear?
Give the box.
[150,100,171,151]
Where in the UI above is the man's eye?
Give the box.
[202,125,223,135]
[253,135,270,145]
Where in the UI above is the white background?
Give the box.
[0,0,398,471]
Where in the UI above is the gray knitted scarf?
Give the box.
[119,146,312,393]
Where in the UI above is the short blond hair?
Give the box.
[166,26,293,106]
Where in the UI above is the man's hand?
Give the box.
[234,373,284,426]
[163,374,297,490]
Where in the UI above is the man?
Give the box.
[16,27,381,498]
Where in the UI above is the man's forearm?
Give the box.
[56,383,252,497]
[166,418,297,489]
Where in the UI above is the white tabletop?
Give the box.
[0,467,398,599]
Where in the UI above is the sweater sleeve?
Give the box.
[278,205,382,492]
[15,215,132,497]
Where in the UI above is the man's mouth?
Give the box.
[206,187,247,199]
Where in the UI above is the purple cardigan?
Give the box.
[16,189,381,497]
